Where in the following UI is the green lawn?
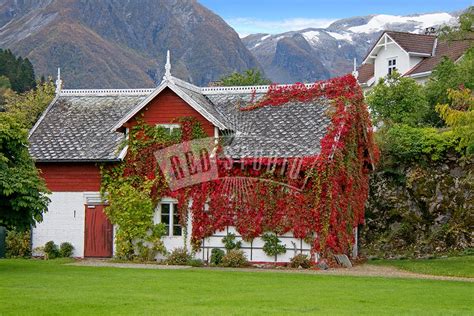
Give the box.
[0,259,473,315]
[369,256,474,278]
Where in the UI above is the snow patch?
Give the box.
[349,13,454,33]
[261,34,271,41]
[302,30,320,45]
[327,31,353,42]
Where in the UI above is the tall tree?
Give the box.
[218,69,271,86]
[367,71,429,127]
[436,88,474,155]
[4,80,55,128]
[0,112,50,230]
[438,6,474,40]
[424,48,474,126]
[0,49,36,93]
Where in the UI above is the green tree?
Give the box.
[436,88,474,155]
[0,112,50,230]
[438,6,473,40]
[218,69,271,86]
[0,76,12,108]
[424,48,474,126]
[0,76,11,89]
[4,80,55,128]
[0,50,36,93]
[367,71,429,126]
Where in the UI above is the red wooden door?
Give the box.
[84,205,113,257]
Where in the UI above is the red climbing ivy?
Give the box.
[102,74,378,258]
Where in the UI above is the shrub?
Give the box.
[43,241,59,259]
[222,233,241,252]
[210,248,225,265]
[220,249,248,267]
[378,124,457,165]
[165,248,192,265]
[5,229,31,258]
[135,224,167,262]
[59,242,74,258]
[188,259,204,267]
[290,254,312,269]
[262,233,286,260]
[367,72,429,127]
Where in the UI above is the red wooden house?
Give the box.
[29,54,376,261]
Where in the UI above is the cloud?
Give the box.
[226,17,336,37]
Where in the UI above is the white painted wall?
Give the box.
[374,43,408,81]
[35,194,320,263]
[32,192,87,257]
[152,199,315,263]
[193,226,314,263]
[153,201,193,261]
[409,56,423,69]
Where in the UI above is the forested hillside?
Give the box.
[0,49,35,93]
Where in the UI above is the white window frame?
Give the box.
[158,198,182,237]
[156,123,181,135]
[387,57,397,75]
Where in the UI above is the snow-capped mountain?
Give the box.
[243,12,458,83]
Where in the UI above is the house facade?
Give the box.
[356,30,473,91]
[29,55,375,262]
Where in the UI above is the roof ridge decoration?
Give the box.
[55,68,63,94]
[163,50,172,82]
[59,89,155,96]
[201,83,316,95]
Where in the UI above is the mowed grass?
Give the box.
[0,259,473,315]
[369,256,474,278]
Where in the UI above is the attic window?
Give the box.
[157,124,181,135]
[388,58,397,75]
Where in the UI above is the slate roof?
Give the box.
[385,31,437,55]
[29,79,332,161]
[29,94,147,161]
[206,93,331,157]
[363,31,437,62]
[357,63,374,85]
[405,38,473,76]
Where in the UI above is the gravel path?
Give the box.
[69,260,473,282]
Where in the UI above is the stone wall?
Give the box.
[361,155,473,258]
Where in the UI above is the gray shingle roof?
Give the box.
[29,79,332,161]
[29,94,146,161]
[206,93,331,157]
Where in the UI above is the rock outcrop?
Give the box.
[362,155,473,258]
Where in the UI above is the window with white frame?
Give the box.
[388,58,397,75]
[157,124,181,135]
[160,202,181,236]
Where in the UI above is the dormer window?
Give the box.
[157,124,181,135]
[388,58,397,75]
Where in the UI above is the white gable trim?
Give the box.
[363,33,409,64]
[406,71,432,79]
[168,81,226,129]
[111,79,226,132]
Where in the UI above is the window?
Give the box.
[160,202,181,236]
[157,124,180,135]
[388,58,397,75]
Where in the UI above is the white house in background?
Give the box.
[356,30,473,90]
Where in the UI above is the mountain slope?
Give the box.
[244,12,458,83]
[0,0,260,88]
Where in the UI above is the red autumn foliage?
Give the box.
[108,74,379,258]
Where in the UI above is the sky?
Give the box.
[199,0,473,36]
